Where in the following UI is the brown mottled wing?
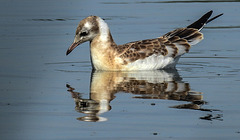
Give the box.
[117,28,203,64]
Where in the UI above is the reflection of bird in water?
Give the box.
[66,84,109,122]
[66,11,223,71]
[66,70,220,122]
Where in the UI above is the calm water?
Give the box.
[1,0,240,140]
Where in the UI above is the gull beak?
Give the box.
[66,42,80,55]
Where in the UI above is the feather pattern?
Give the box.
[116,28,202,69]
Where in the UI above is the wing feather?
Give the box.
[116,28,203,64]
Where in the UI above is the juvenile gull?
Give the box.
[66,11,223,71]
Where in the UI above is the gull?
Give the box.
[66,10,223,71]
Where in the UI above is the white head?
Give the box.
[66,16,110,55]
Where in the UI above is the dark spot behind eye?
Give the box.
[80,31,88,36]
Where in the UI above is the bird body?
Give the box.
[66,11,223,71]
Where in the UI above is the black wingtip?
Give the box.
[187,10,213,30]
[206,13,223,24]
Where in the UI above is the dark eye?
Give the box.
[80,31,88,36]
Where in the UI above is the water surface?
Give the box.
[0,0,240,140]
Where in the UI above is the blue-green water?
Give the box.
[0,0,240,140]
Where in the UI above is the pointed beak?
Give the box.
[66,42,80,55]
